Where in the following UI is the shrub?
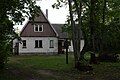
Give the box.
[99,52,119,62]
[75,59,93,71]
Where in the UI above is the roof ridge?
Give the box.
[40,9,59,37]
[20,20,29,36]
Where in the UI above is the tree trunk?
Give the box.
[68,0,79,68]
[73,0,82,59]
[89,0,96,63]
[102,0,106,24]
[99,0,107,52]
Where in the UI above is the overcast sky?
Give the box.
[14,0,69,31]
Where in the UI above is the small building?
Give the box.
[13,9,84,55]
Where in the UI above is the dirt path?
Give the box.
[6,66,120,80]
[7,67,61,80]
[8,68,94,80]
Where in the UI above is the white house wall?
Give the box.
[19,37,58,54]
[68,40,84,52]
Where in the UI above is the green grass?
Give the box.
[0,54,120,80]
[93,62,120,80]
[8,54,74,70]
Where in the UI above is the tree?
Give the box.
[53,0,120,66]
[82,0,120,62]
[53,0,90,69]
[67,0,81,68]
[0,0,40,69]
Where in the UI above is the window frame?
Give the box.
[34,24,43,32]
[22,40,26,48]
[39,25,43,32]
[35,40,43,48]
[49,40,54,48]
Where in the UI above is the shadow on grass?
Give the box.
[0,55,120,80]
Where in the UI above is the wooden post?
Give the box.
[65,38,69,64]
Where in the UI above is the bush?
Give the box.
[99,52,119,62]
[0,41,11,69]
[75,59,93,71]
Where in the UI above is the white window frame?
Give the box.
[34,24,43,32]
[50,40,54,48]
[35,40,43,48]
[22,40,26,48]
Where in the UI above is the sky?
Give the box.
[14,0,69,31]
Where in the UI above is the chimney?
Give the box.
[46,9,48,18]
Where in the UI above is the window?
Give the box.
[39,25,43,31]
[50,40,54,48]
[34,24,43,32]
[22,40,26,48]
[35,40,43,48]
[35,25,39,31]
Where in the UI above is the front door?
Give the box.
[14,43,19,55]
[58,40,64,54]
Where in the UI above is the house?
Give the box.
[13,9,84,55]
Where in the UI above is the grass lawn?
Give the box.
[0,54,120,80]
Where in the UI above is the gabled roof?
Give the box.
[52,24,84,39]
[20,9,83,39]
[20,9,58,37]
[52,24,68,39]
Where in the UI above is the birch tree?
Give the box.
[53,0,89,69]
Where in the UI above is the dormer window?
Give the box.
[34,24,43,32]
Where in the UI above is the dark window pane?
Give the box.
[34,24,39,32]
[50,40,54,48]
[35,26,38,31]
[22,40,26,48]
[35,40,38,48]
[39,40,42,48]
[35,40,42,48]
[39,27,42,31]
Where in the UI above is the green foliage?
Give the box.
[0,0,40,69]
[0,0,40,24]
[0,20,13,69]
[79,0,120,53]
[54,0,120,65]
